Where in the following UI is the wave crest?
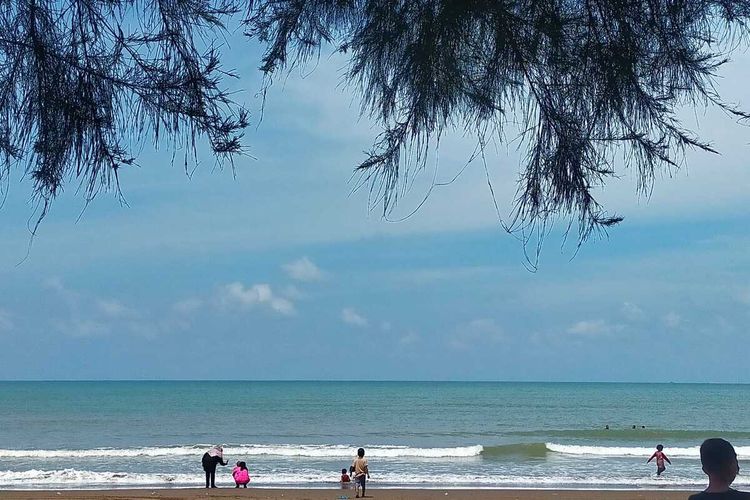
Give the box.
[546,442,750,458]
[0,444,483,459]
[2,468,748,488]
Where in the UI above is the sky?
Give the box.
[0,34,748,382]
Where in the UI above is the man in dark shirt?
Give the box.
[689,438,750,500]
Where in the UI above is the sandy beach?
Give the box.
[0,489,695,500]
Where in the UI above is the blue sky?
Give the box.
[0,40,748,382]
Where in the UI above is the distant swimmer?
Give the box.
[647,444,672,476]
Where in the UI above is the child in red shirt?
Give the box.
[340,468,351,485]
[647,444,672,476]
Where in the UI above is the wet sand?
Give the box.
[0,489,694,500]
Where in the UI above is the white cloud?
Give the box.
[65,319,111,338]
[0,309,14,333]
[43,277,79,305]
[46,280,114,337]
[45,279,171,338]
[341,307,368,327]
[43,277,66,292]
[281,285,305,300]
[466,318,504,337]
[220,282,295,316]
[97,299,136,319]
[450,318,504,349]
[123,320,164,339]
[567,319,621,337]
[663,312,682,329]
[399,331,420,346]
[173,298,204,315]
[621,302,645,321]
[282,257,324,282]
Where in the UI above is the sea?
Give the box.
[0,381,748,491]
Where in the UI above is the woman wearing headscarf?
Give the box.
[201,445,228,488]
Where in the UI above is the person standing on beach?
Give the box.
[647,444,671,476]
[689,438,750,499]
[202,445,228,488]
[352,447,371,498]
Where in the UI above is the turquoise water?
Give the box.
[0,381,748,490]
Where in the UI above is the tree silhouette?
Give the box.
[245,0,750,247]
[2,1,749,248]
[0,0,247,224]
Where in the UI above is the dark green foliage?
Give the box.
[0,0,248,223]
[245,0,750,243]
[3,1,749,247]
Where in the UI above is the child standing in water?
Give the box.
[351,447,371,498]
[647,444,672,476]
[340,468,351,484]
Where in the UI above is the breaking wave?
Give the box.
[2,468,747,489]
[545,443,750,458]
[0,444,483,459]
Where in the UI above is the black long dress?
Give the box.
[201,452,228,488]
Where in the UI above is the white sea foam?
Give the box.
[9,442,750,461]
[0,444,483,459]
[546,443,750,459]
[0,469,195,486]
[2,468,747,488]
[0,447,203,459]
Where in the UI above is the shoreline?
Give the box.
[0,488,696,499]
[0,486,703,492]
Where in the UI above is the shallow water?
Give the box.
[0,381,747,489]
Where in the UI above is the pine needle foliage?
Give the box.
[0,0,248,222]
[245,0,750,243]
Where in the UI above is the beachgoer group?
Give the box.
[199,445,373,492]
[198,439,750,497]
[201,446,252,489]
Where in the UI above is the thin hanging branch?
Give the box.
[245,0,750,246]
[0,0,249,225]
